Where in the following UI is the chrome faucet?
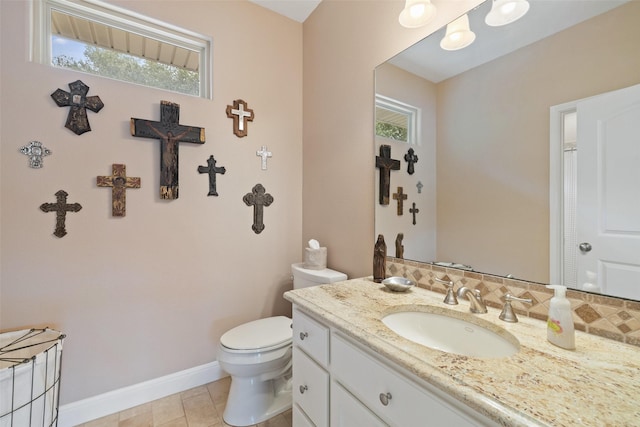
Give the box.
[456,287,487,313]
[434,277,458,305]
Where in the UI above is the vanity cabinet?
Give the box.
[292,306,497,427]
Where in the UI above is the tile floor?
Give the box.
[77,376,292,427]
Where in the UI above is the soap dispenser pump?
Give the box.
[546,285,575,350]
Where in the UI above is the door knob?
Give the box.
[579,242,592,253]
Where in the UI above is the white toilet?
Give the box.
[218,263,347,426]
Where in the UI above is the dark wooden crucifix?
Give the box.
[226,99,254,138]
[197,155,226,196]
[404,148,419,175]
[393,187,408,215]
[410,202,420,225]
[97,164,141,217]
[243,183,273,234]
[51,80,104,135]
[40,190,82,238]
[131,101,205,199]
[376,145,400,205]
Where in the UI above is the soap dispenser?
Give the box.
[546,285,575,350]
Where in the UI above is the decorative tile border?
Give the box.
[386,257,640,347]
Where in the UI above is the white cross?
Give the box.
[256,145,272,170]
[231,103,252,132]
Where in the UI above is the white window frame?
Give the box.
[375,94,421,146]
[31,0,213,99]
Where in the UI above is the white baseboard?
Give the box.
[58,361,227,427]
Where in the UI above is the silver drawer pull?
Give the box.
[299,332,308,340]
[379,392,392,406]
[299,385,308,394]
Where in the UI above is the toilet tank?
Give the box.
[292,263,347,289]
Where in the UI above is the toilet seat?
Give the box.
[220,316,292,352]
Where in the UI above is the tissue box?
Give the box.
[304,247,327,270]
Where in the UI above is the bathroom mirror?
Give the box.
[375,0,640,298]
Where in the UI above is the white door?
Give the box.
[576,83,640,299]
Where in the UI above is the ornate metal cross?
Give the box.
[97,164,141,217]
[416,181,423,194]
[51,80,104,135]
[20,141,52,168]
[243,183,273,234]
[256,145,272,170]
[376,145,400,205]
[197,155,226,196]
[40,190,82,238]
[404,148,419,175]
[393,187,408,215]
[131,101,205,199]
[226,99,254,137]
[410,202,420,225]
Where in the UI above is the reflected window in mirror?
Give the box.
[375,95,420,145]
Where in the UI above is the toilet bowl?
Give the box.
[219,263,347,426]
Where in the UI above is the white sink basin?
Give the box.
[382,310,519,358]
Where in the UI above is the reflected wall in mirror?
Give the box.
[375,0,640,299]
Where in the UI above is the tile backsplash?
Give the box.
[387,257,640,347]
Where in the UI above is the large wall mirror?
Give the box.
[375,0,640,300]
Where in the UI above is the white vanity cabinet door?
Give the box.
[331,380,388,427]
[293,346,329,427]
[293,308,329,367]
[293,404,315,427]
[331,332,495,427]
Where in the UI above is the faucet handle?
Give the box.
[499,293,533,323]
[434,277,458,305]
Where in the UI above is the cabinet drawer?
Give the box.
[293,308,329,367]
[293,347,329,427]
[292,403,315,427]
[332,332,485,427]
[331,380,387,427]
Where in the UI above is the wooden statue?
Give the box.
[376,145,400,205]
[395,233,404,259]
[96,164,141,217]
[51,80,104,135]
[243,184,273,234]
[392,187,408,215]
[226,99,254,137]
[131,101,205,199]
[197,155,226,196]
[40,190,82,238]
[373,234,387,283]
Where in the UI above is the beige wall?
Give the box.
[436,1,640,282]
[302,0,483,278]
[0,0,302,403]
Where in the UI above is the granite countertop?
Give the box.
[284,278,640,427]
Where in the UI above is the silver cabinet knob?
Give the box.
[299,385,308,394]
[379,392,392,406]
[299,332,308,340]
[579,242,592,253]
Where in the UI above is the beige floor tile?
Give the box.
[119,410,153,427]
[155,416,189,427]
[80,412,120,427]
[256,413,290,427]
[120,403,152,421]
[206,378,230,405]
[152,393,185,425]
[183,392,219,427]
[181,385,209,400]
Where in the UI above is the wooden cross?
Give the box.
[376,145,400,205]
[51,80,104,135]
[40,190,82,238]
[20,141,52,168]
[256,145,272,170]
[197,155,226,196]
[410,202,420,225]
[393,187,408,215]
[404,148,419,175]
[226,99,254,138]
[97,164,141,217]
[131,101,205,199]
[243,183,273,234]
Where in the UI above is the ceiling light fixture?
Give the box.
[485,0,530,26]
[440,14,476,51]
[399,0,436,28]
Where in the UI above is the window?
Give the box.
[32,0,212,98]
[375,95,420,145]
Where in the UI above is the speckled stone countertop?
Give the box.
[284,278,640,427]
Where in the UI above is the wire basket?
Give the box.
[0,328,65,427]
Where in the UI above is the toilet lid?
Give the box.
[220,316,292,350]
